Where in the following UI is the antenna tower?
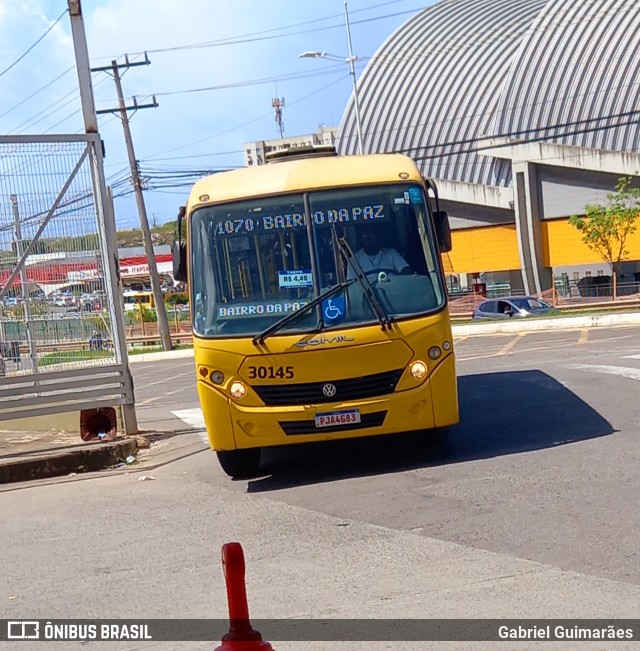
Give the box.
[272,97,285,138]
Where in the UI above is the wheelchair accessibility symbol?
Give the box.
[322,296,345,322]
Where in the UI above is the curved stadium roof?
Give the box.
[336,0,640,187]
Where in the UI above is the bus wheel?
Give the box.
[216,448,261,478]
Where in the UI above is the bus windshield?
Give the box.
[190,183,446,338]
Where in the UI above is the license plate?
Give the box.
[314,410,361,428]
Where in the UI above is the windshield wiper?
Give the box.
[332,226,393,330]
[252,280,356,346]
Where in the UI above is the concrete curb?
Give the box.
[452,310,640,336]
[128,348,195,363]
[0,438,138,485]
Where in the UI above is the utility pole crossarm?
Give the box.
[90,53,150,73]
[96,97,158,115]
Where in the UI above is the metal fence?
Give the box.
[0,135,136,427]
[555,280,640,300]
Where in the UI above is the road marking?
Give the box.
[137,397,157,406]
[569,364,640,381]
[136,370,194,390]
[164,386,193,396]
[457,331,640,362]
[497,332,526,355]
[134,371,197,405]
[171,408,209,445]
[578,328,589,344]
[458,341,608,362]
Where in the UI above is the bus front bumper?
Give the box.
[197,355,458,451]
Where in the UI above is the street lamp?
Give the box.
[298,1,364,155]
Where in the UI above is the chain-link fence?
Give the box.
[0,135,135,424]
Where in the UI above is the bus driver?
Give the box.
[347,222,411,278]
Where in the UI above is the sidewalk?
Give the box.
[0,429,141,485]
[2,308,639,485]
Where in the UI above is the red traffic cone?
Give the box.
[215,542,274,651]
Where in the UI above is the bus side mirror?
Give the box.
[173,205,187,282]
[172,241,187,282]
[434,210,452,252]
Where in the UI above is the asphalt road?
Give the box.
[2,323,640,648]
[129,324,640,585]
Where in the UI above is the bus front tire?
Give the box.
[216,448,261,478]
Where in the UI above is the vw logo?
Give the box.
[322,383,337,398]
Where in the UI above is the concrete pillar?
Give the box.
[512,162,553,295]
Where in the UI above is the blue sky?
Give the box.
[0,0,431,230]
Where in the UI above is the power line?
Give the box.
[9,63,349,136]
[0,66,74,119]
[1,3,401,139]
[403,109,640,159]
[404,114,640,164]
[150,63,354,97]
[0,7,69,78]
[92,2,424,59]
[143,74,349,160]
[10,74,110,135]
[43,107,84,134]
[137,149,244,162]
[141,23,640,160]
[144,110,640,186]
[8,88,78,134]
[140,9,424,53]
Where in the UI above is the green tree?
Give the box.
[569,176,640,300]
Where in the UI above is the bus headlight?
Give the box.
[210,370,225,385]
[428,346,442,360]
[410,360,428,379]
[230,381,247,399]
[442,341,451,351]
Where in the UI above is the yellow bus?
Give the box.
[173,147,458,477]
[122,290,154,312]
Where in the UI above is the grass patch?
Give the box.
[39,349,112,366]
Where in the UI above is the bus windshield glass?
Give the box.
[190,183,446,338]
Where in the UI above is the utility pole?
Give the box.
[68,0,139,434]
[106,59,172,351]
[344,0,364,154]
[68,0,97,133]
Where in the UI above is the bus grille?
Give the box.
[252,369,403,406]
[279,410,387,435]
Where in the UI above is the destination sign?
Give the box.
[213,204,385,236]
[217,299,310,319]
